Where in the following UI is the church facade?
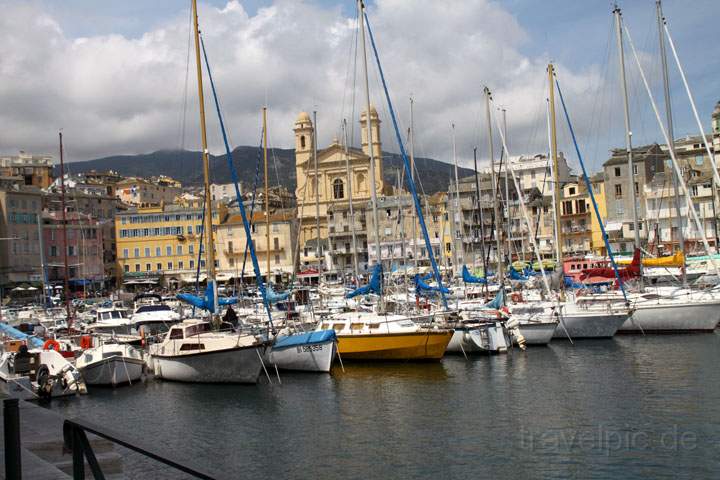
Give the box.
[294,108,385,270]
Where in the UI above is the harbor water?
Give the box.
[45,333,720,479]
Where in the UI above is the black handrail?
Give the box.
[63,417,216,479]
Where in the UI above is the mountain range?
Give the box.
[62,147,473,195]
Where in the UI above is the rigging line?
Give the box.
[200,33,274,330]
[555,76,629,303]
[240,128,264,280]
[179,1,193,152]
[339,6,358,140]
[363,11,448,309]
[350,12,359,148]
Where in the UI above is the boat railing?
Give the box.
[62,414,216,479]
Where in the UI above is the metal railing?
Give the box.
[3,398,215,480]
[63,417,216,479]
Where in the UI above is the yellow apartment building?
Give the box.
[115,199,227,286]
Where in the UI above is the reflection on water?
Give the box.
[46,333,720,479]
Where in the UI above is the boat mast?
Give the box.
[548,64,563,268]
[263,107,271,283]
[313,110,322,275]
[546,98,561,265]
[501,108,512,263]
[484,87,503,284]
[473,146,489,294]
[343,119,360,284]
[58,132,72,327]
[656,0,687,287]
[451,123,464,274]
[191,0,218,318]
[409,96,418,272]
[358,0,382,275]
[37,212,48,309]
[613,6,642,281]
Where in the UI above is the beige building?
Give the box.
[294,108,385,269]
[559,180,592,256]
[0,152,54,189]
[0,185,44,286]
[215,209,296,284]
[116,176,182,207]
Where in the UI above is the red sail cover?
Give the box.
[580,249,641,282]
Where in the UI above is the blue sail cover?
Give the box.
[509,268,529,282]
[414,274,450,296]
[564,276,585,289]
[462,265,487,284]
[177,283,238,314]
[484,289,506,309]
[266,284,290,304]
[346,264,383,299]
[0,323,45,349]
[272,330,336,350]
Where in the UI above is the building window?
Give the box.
[632,164,638,175]
[691,185,699,197]
[614,167,621,177]
[178,261,184,269]
[146,263,151,271]
[614,184,623,198]
[124,265,129,273]
[227,241,233,253]
[634,182,639,195]
[273,238,279,250]
[166,246,172,256]
[167,262,173,270]
[695,155,703,166]
[145,247,150,257]
[300,135,306,149]
[50,246,57,257]
[189,260,194,269]
[274,254,280,265]
[133,247,139,258]
[333,178,344,199]
[135,264,140,272]
[177,245,183,255]
[568,187,576,195]
[123,248,129,259]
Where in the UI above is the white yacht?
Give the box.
[131,294,182,336]
[148,320,269,383]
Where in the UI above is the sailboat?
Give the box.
[609,4,720,332]
[319,1,453,361]
[149,0,268,384]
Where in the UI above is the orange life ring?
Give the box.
[511,292,523,303]
[43,339,61,351]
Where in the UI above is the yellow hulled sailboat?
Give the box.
[318,312,453,361]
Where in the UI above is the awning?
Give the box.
[604,221,623,232]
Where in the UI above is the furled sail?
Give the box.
[616,250,684,268]
[346,264,383,299]
[462,265,487,284]
[414,274,450,296]
[177,282,237,313]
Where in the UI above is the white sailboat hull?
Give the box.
[619,300,720,332]
[446,324,509,354]
[553,311,627,339]
[151,345,265,384]
[517,322,557,345]
[268,341,336,372]
[79,357,144,386]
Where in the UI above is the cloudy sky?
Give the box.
[1,0,717,174]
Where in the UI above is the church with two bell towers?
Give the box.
[294,107,386,269]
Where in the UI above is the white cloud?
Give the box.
[0,0,606,170]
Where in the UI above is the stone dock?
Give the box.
[1,398,123,479]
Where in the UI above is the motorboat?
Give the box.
[148,319,269,383]
[0,339,87,400]
[76,341,145,386]
[131,294,182,336]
